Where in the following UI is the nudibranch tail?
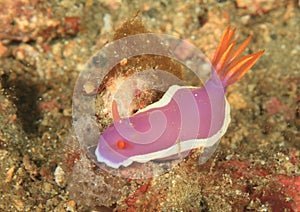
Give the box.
[212,26,264,88]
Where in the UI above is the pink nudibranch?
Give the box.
[95,27,264,168]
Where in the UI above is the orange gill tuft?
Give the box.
[212,26,264,87]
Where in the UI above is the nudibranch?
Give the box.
[95,27,264,168]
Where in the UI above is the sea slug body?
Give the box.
[95,27,264,168]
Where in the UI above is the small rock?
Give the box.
[0,41,9,57]
[52,42,63,58]
[64,200,77,212]
[235,0,282,15]
[12,44,38,65]
[44,182,55,194]
[54,200,77,212]
[23,154,38,180]
[63,40,76,58]
[63,108,72,117]
[228,92,248,110]
[13,198,24,211]
[5,166,15,183]
[54,165,67,188]
[240,15,251,25]
[83,81,96,94]
[102,13,112,33]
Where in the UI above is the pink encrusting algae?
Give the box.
[95,27,264,168]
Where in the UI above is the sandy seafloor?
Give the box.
[0,0,300,211]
